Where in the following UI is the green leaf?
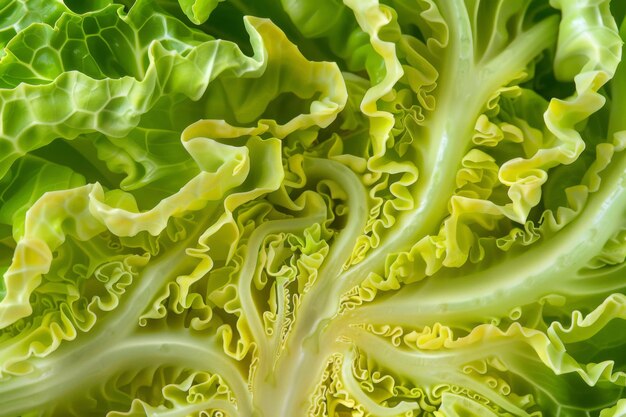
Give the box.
[1,0,626,416]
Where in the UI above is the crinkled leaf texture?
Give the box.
[1,0,626,416]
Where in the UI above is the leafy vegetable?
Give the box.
[1,0,626,416]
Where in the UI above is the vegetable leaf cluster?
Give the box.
[2,0,626,416]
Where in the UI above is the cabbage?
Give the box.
[1,0,626,416]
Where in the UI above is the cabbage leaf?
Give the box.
[2,0,626,416]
